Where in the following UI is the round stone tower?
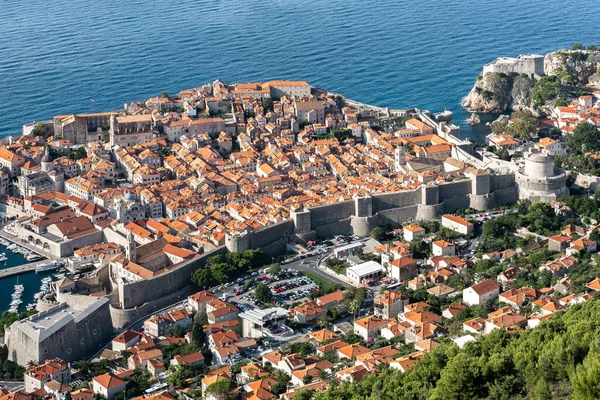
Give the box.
[516,149,569,202]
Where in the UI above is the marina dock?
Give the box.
[0,260,50,279]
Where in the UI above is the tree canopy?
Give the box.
[567,122,600,154]
[313,298,600,400]
[191,249,269,288]
[254,283,273,304]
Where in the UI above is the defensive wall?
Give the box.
[116,246,228,310]
[289,173,519,240]
[110,284,199,329]
[108,173,519,329]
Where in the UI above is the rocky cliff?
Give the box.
[462,73,534,113]
[463,50,600,113]
[544,50,600,88]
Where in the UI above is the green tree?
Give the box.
[31,123,53,138]
[370,227,388,241]
[268,264,282,276]
[294,389,316,400]
[567,122,600,154]
[205,379,236,399]
[166,364,191,388]
[302,374,313,385]
[506,110,537,140]
[571,43,584,50]
[288,342,315,357]
[271,382,288,395]
[254,283,273,304]
[409,240,431,259]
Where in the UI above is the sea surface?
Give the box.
[1,0,600,143]
[1,0,600,311]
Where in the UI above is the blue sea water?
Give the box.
[1,0,599,143]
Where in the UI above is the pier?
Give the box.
[0,260,51,279]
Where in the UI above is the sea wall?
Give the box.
[490,173,516,192]
[5,295,113,365]
[110,172,520,329]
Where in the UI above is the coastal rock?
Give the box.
[467,112,481,125]
[462,73,534,113]
[544,50,600,88]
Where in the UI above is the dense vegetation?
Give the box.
[191,249,269,288]
[313,297,600,400]
[566,122,600,154]
[0,310,37,335]
[531,70,584,107]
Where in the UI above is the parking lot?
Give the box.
[209,266,324,311]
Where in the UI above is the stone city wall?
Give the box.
[310,200,355,228]
[117,246,228,310]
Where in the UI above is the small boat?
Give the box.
[0,254,7,262]
[54,273,65,280]
[26,254,42,262]
[26,304,36,311]
[36,261,60,273]
[7,244,17,250]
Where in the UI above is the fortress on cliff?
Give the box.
[483,54,545,79]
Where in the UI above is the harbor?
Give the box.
[0,228,65,315]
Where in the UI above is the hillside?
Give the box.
[462,49,599,113]
[313,296,600,400]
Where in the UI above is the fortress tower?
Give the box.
[515,149,568,202]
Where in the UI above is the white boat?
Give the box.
[0,254,7,262]
[36,261,60,273]
[7,244,17,250]
[54,273,66,280]
[26,304,36,311]
[27,254,42,262]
